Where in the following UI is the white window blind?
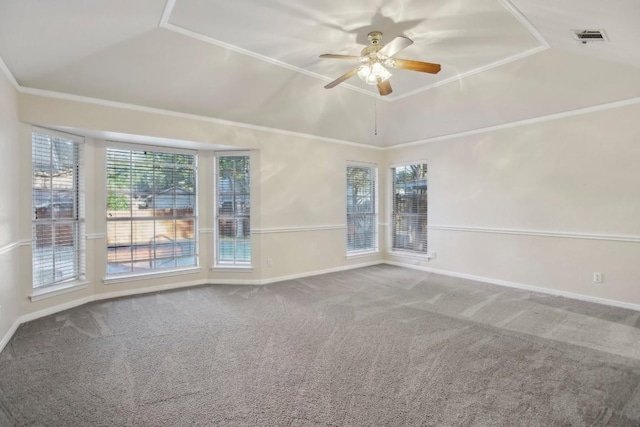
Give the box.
[347,165,377,253]
[106,146,197,275]
[391,163,428,254]
[216,154,250,265]
[32,130,84,288]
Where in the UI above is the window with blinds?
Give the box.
[216,154,250,265]
[391,163,428,254]
[346,165,377,254]
[32,130,84,288]
[106,145,197,276]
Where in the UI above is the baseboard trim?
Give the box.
[4,260,638,356]
[0,318,21,355]
[94,279,210,301]
[207,261,384,285]
[384,261,640,312]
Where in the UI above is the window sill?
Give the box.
[346,250,380,259]
[30,279,89,302]
[388,251,432,261]
[103,267,202,285]
[211,265,253,273]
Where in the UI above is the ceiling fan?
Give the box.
[320,31,441,96]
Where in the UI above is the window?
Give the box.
[106,145,197,276]
[346,164,378,254]
[32,129,84,288]
[216,153,250,266]
[391,163,428,254]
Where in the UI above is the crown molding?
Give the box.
[18,86,383,151]
[159,0,549,103]
[386,96,640,150]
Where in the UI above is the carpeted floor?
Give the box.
[1,265,640,426]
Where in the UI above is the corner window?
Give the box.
[106,145,197,276]
[32,129,84,288]
[216,153,251,266]
[391,163,428,254]
[346,164,378,254]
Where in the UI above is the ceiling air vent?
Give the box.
[572,29,608,44]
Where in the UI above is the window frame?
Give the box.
[104,142,199,280]
[31,127,85,291]
[346,162,379,256]
[214,151,252,269]
[389,161,429,258]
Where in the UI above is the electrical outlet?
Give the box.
[593,272,603,283]
[267,258,273,267]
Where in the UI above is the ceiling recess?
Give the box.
[572,29,608,44]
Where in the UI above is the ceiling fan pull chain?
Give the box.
[374,100,378,136]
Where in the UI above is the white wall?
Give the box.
[0,67,21,348]
[386,102,640,306]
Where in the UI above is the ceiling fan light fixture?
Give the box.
[357,61,391,85]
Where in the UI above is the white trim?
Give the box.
[428,225,640,243]
[387,96,640,150]
[1,262,381,351]
[19,279,209,325]
[211,265,253,272]
[346,160,379,168]
[158,0,549,103]
[12,63,640,152]
[159,22,380,101]
[252,225,346,234]
[388,250,432,261]
[19,296,95,325]
[4,259,639,357]
[30,280,89,302]
[391,0,551,101]
[207,261,383,285]
[0,318,21,354]
[0,54,19,90]
[103,267,202,285]
[95,279,208,300]
[19,86,382,151]
[0,241,20,256]
[392,45,548,101]
[378,222,389,227]
[199,228,215,234]
[106,140,196,156]
[499,0,550,47]
[159,0,176,26]
[32,126,85,144]
[389,159,429,168]
[384,261,640,312]
[346,250,380,259]
[86,233,106,240]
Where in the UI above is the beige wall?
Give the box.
[0,69,21,344]
[8,89,640,335]
[386,102,640,305]
[15,94,384,317]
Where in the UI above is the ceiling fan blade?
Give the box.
[377,78,392,96]
[379,36,413,58]
[324,67,359,89]
[319,54,360,60]
[390,58,441,74]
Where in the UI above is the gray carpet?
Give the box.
[1,265,640,426]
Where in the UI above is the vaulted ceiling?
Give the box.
[1,0,639,147]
